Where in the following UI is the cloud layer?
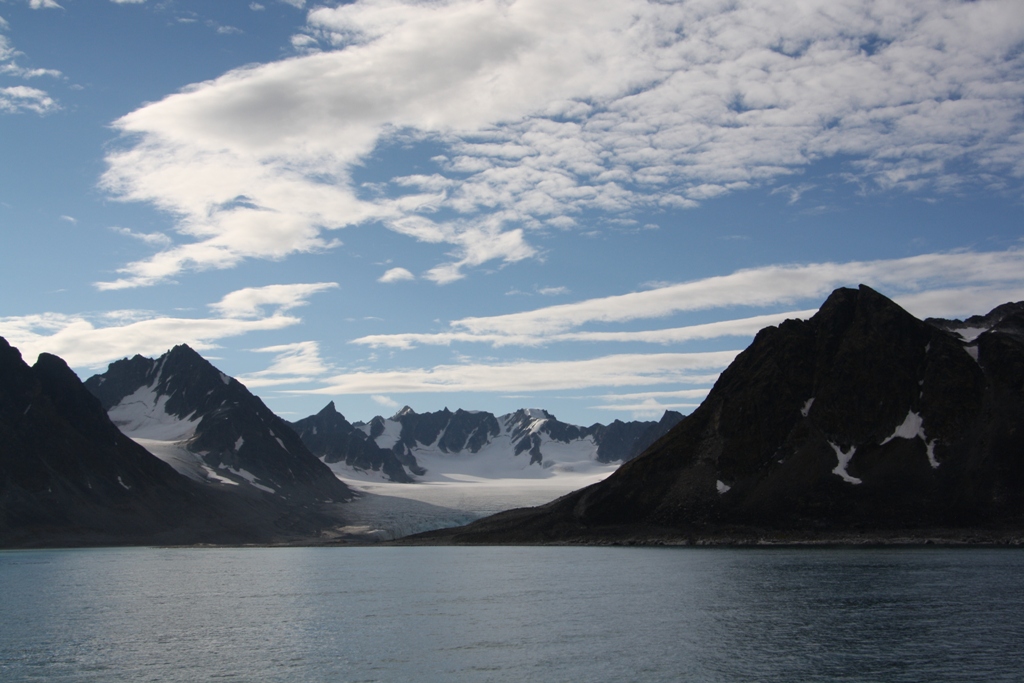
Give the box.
[353,250,1024,348]
[0,283,337,368]
[308,351,738,395]
[99,0,1024,287]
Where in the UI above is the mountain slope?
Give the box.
[85,344,352,504]
[0,337,315,547]
[409,286,1024,543]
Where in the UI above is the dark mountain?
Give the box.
[589,411,684,463]
[0,337,341,547]
[291,403,683,482]
[408,286,1024,544]
[85,344,351,504]
[290,402,419,483]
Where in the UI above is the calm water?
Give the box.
[1,546,1022,682]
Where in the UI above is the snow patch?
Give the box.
[108,384,201,441]
[274,436,286,451]
[716,480,731,494]
[373,419,404,449]
[965,345,980,362]
[117,476,131,490]
[881,410,924,444]
[225,467,276,494]
[133,438,208,481]
[800,398,815,417]
[880,409,941,468]
[925,440,939,469]
[955,327,988,342]
[829,442,861,484]
[234,436,244,452]
[201,466,239,486]
[219,372,231,385]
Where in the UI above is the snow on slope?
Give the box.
[107,383,200,441]
[366,411,613,481]
[132,437,239,487]
[323,409,622,538]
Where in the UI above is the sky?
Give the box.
[0,0,1022,427]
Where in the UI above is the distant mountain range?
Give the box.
[411,286,1024,544]
[290,402,682,483]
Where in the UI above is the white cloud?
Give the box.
[236,340,331,387]
[110,0,147,4]
[29,0,61,9]
[280,0,305,7]
[0,283,337,368]
[0,311,298,369]
[111,226,172,246]
[378,266,414,283]
[59,215,77,224]
[305,351,738,395]
[590,397,703,419]
[1,23,61,84]
[371,394,399,408]
[209,282,338,318]
[0,85,57,114]
[352,309,818,349]
[449,250,1024,337]
[350,250,1024,348]
[98,0,1024,287]
[591,388,712,418]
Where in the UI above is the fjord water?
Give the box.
[1,547,1022,682]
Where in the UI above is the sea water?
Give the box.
[1,546,1022,682]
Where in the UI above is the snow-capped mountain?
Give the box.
[85,344,352,504]
[1,337,346,547]
[290,402,421,483]
[413,286,1024,544]
[1,336,204,545]
[292,403,682,483]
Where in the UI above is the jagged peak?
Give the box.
[165,343,208,363]
[393,405,416,419]
[317,400,340,416]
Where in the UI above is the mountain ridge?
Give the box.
[291,402,683,483]
[85,344,353,504]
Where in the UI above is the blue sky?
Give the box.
[1,0,1023,426]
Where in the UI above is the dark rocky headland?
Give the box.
[404,286,1024,546]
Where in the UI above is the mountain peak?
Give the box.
[318,401,340,416]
